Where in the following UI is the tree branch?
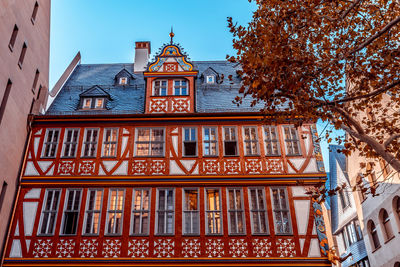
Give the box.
[349,16,400,55]
[384,134,400,148]
[339,0,363,20]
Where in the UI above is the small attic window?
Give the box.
[83,98,92,109]
[206,75,215,84]
[81,97,105,109]
[95,98,104,109]
[119,77,128,85]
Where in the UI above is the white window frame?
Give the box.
[203,127,218,156]
[94,98,104,109]
[61,128,80,158]
[119,77,128,85]
[38,189,61,235]
[131,188,151,236]
[226,188,246,235]
[183,127,197,157]
[223,126,238,156]
[182,188,200,235]
[153,80,168,96]
[173,79,188,96]
[82,98,92,109]
[206,75,215,84]
[283,125,302,156]
[81,128,99,158]
[102,128,118,157]
[243,126,260,156]
[60,189,82,235]
[248,187,269,234]
[271,187,292,235]
[105,188,125,235]
[263,126,281,156]
[42,128,61,158]
[134,128,165,157]
[205,188,223,235]
[83,189,103,236]
[156,188,175,235]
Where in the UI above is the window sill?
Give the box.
[104,234,122,237]
[286,154,303,157]
[223,155,240,157]
[134,155,165,158]
[60,233,77,236]
[228,233,247,236]
[244,154,261,157]
[80,156,97,159]
[265,154,281,157]
[154,233,175,236]
[251,233,270,236]
[41,156,56,159]
[384,235,395,244]
[101,156,117,159]
[183,155,198,158]
[182,233,200,236]
[130,234,149,237]
[371,245,381,253]
[203,155,219,158]
[275,232,294,236]
[82,234,100,237]
[61,156,77,159]
[205,233,223,236]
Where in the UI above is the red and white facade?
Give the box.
[2,41,331,266]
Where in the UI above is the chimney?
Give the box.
[134,41,151,72]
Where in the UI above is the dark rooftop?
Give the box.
[46,61,265,115]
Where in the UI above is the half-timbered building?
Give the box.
[2,35,331,266]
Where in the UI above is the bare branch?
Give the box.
[349,16,400,55]
[340,0,363,20]
[384,134,400,148]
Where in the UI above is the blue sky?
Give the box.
[50,0,338,171]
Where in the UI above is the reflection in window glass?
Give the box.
[203,127,218,156]
[183,189,199,234]
[107,189,124,235]
[271,188,291,234]
[206,189,222,234]
[157,189,174,234]
[132,189,150,235]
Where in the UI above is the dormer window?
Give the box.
[119,77,128,85]
[81,97,105,110]
[153,80,167,96]
[79,85,110,111]
[83,98,92,109]
[174,79,188,95]
[206,76,215,84]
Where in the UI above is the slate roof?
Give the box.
[46,61,265,115]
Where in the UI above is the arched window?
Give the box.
[379,209,394,241]
[368,220,380,250]
[393,196,400,231]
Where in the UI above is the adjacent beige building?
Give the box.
[0,0,50,255]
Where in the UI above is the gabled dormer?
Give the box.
[143,31,198,114]
[79,85,110,110]
[114,68,134,86]
[201,67,219,84]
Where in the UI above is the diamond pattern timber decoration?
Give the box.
[103,239,121,258]
[229,239,248,258]
[55,239,75,258]
[128,239,149,258]
[276,238,296,257]
[154,239,174,258]
[79,239,98,258]
[253,238,273,257]
[33,239,53,258]
[205,239,224,258]
[182,239,201,258]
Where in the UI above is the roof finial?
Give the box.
[169,26,175,44]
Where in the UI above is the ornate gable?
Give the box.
[147,31,195,73]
